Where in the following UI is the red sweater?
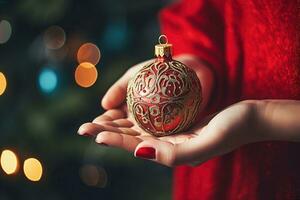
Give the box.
[160,0,300,199]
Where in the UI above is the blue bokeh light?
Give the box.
[38,68,58,93]
[101,20,129,52]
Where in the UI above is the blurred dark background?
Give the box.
[0,0,173,199]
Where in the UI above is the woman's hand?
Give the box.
[78,54,219,166]
[78,100,261,166]
[78,51,300,167]
[77,99,300,166]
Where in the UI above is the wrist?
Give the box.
[250,100,295,142]
[255,100,300,142]
[252,100,271,142]
[236,100,268,143]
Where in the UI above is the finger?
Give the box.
[101,84,127,110]
[101,60,152,110]
[101,69,133,110]
[113,119,134,127]
[118,127,140,136]
[92,109,126,123]
[95,119,134,128]
[78,122,123,136]
[134,140,176,167]
[78,122,140,137]
[95,131,142,152]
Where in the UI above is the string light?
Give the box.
[0,150,19,175]
[38,68,58,93]
[77,43,101,65]
[75,62,98,88]
[0,20,12,44]
[0,72,7,95]
[23,158,43,182]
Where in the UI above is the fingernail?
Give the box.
[135,147,156,159]
[77,127,85,135]
[99,142,108,146]
[78,131,90,136]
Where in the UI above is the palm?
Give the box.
[78,101,257,166]
[79,106,201,152]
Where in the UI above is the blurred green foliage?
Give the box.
[0,0,172,199]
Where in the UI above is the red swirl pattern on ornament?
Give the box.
[127,60,202,136]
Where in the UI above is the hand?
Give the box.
[78,52,300,166]
[78,100,260,167]
[79,54,254,167]
[78,55,216,166]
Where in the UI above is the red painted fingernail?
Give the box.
[135,147,156,159]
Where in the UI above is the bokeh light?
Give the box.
[43,25,66,50]
[64,33,84,60]
[0,150,19,175]
[17,0,68,25]
[0,20,12,44]
[38,68,58,93]
[102,21,128,51]
[23,158,43,182]
[79,165,108,188]
[0,72,7,96]
[77,43,101,65]
[75,62,98,88]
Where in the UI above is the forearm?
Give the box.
[256,100,300,142]
[175,54,215,111]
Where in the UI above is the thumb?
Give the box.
[101,59,153,110]
[101,69,131,110]
[134,131,220,167]
[134,139,177,167]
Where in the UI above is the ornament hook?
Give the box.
[158,35,168,45]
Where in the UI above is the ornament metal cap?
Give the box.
[155,35,172,58]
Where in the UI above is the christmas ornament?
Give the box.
[127,35,202,137]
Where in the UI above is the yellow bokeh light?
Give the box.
[77,43,101,65]
[0,72,7,96]
[23,158,43,182]
[0,150,19,175]
[75,62,98,88]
